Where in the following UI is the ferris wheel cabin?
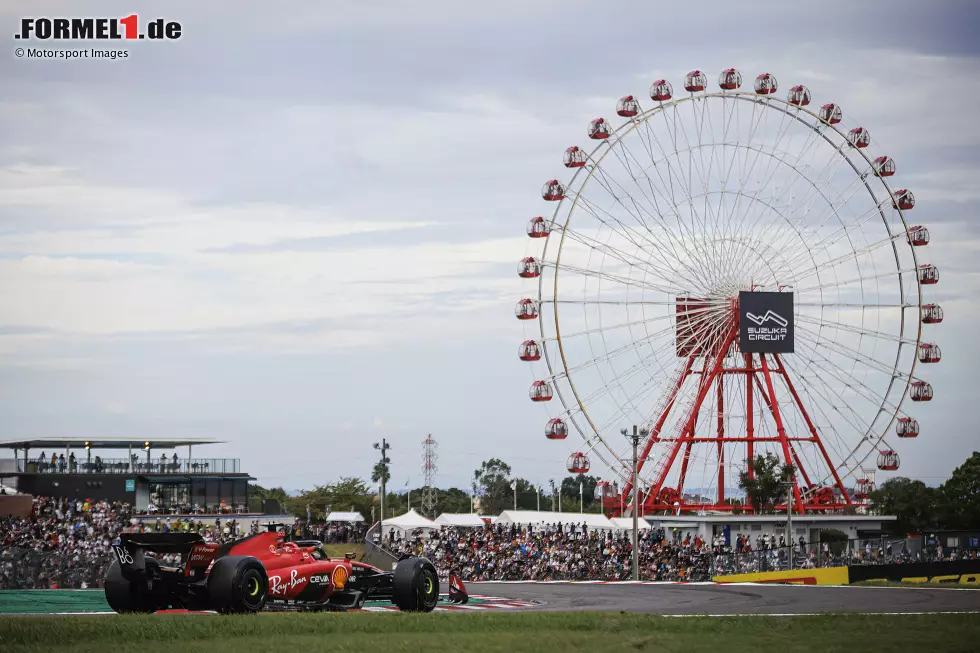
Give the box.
[526,216,551,239]
[877,450,900,472]
[907,225,930,246]
[910,380,934,402]
[529,380,553,402]
[922,303,944,324]
[563,146,587,168]
[847,127,871,148]
[854,478,875,500]
[541,180,565,201]
[896,416,919,438]
[718,68,742,90]
[518,340,541,362]
[515,298,538,320]
[617,95,640,117]
[818,103,842,124]
[873,155,896,177]
[684,70,706,92]
[918,264,939,285]
[754,73,778,95]
[788,84,811,106]
[518,257,541,279]
[588,118,611,139]
[650,80,673,101]
[893,189,915,210]
[918,343,941,363]
[545,418,568,440]
[567,452,590,474]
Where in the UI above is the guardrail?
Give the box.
[16,458,241,474]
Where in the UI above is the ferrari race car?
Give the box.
[105,527,467,614]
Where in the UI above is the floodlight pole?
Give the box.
[623,424,649,581]
[786,481,794,570]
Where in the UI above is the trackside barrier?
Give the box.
[712,559,980,585]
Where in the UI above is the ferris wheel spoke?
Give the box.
[570,191,715,290]
[777,200,895,280]
[557,224,706,292]
[548,261,690,296]
[789,335,895,415]
[777,353,870,471]
[794,323,909,381]
[722,100,799,282]
[795,266,915,295]
[787,231,906,287]
[796,314,914,346]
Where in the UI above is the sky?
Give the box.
[0,0,976,494]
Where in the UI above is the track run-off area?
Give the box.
[1,582,977,616]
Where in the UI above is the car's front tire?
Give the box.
[392,557,439,612]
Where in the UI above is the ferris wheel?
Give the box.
[516,69,943,515]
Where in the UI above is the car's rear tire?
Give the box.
[104,559,161,613]
[207,556,268,614]
[392,557,439,612]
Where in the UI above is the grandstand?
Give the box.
[0,438,256,514]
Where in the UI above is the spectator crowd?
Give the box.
[2,495,976,589]
[387,522,715,582]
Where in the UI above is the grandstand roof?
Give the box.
[0,437,224,450]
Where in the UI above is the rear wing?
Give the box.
[114,533,218,582]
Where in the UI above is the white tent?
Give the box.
[610,517,652,531]
[492,510,615,530]
[382,508,440,539]
[325,511,364,523]
[434,513,487,528]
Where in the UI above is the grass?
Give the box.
[1,612,978,653]
[322,543,365,560]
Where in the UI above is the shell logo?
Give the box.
[332,564,349,590]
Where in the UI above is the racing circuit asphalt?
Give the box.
[467,582,980,615]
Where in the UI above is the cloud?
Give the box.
[0,0,975,492]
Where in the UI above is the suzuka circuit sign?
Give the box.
[739,291,794,354]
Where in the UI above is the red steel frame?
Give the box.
[612,308,853,516]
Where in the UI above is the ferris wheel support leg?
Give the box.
[717,374,725,506]
[744,354,755,490]
[646,327,738,512]
[773,354,853,505]
[622,355,695,500]
[748,370,813,489]
[758,354,806,514]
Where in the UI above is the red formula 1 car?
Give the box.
[104,527,467,614]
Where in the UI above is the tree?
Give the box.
[371,459,391,486]
[439,488,473,514]
[287,477,375,521]
[473,458,512,515]
[248,484,289,505]
[869,477,939,533]
[939,452,980,529]
[737,453,795,513]
[560,475,600,512]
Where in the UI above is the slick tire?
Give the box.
[392,557,439,613]
[104,559,160,614]
[207,556,268,614]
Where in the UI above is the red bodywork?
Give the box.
[186,531,382,602]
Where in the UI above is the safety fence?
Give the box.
[0,547,113,589]
[709,536,938,577]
